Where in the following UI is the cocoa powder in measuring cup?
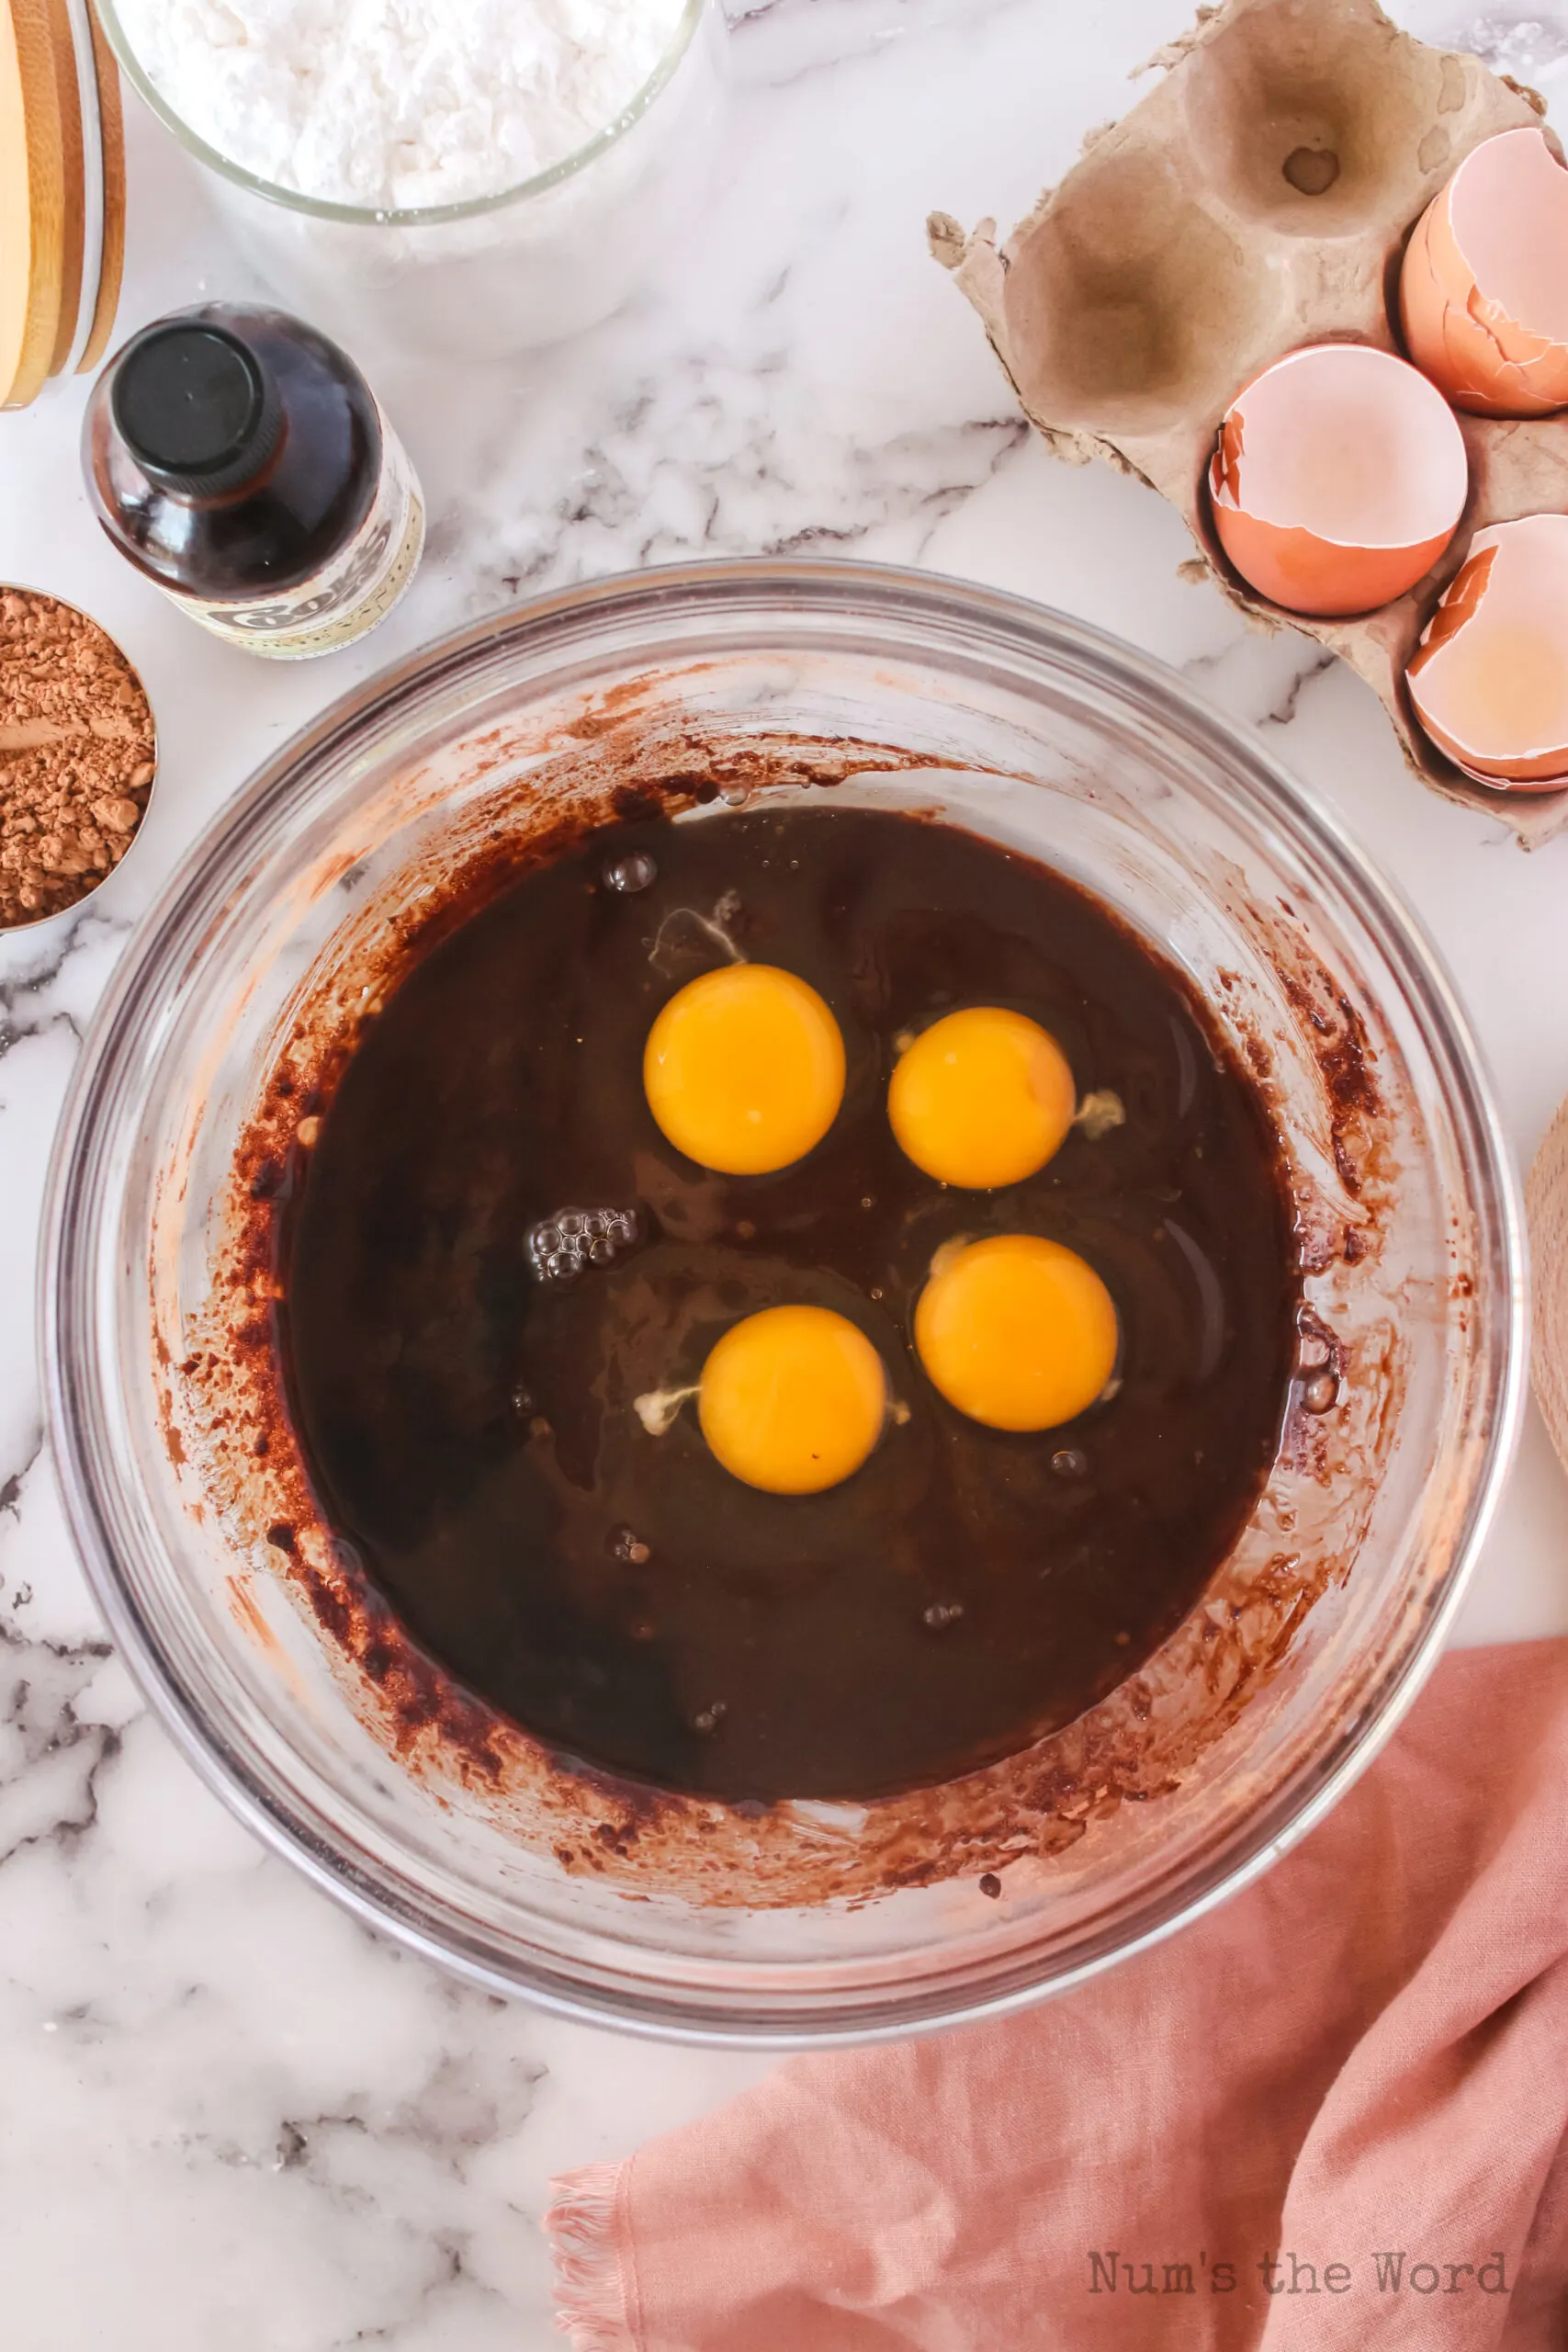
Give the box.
[0,589,155,927]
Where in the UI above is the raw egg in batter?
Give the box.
[698,1305,888,1493]
[281,805,1299,1803]
[644,964,845,1175]
[915,1234,1118,1432]
[889,1007,1077,1189]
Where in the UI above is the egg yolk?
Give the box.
[888,1008,1077,1189]
[698,1306,887,1493]
[644,965,845,1175]
[914,1235,1118,1432]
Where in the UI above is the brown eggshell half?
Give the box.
[1208,344,1468,618]
[1407,515,1568,790]
[1400,129,1568,418]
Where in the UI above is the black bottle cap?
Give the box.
[110,321,284,496]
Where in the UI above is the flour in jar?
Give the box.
[113,0,691,210]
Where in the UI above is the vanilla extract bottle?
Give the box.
[83,303,423,659]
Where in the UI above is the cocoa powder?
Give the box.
[0,588,156,927]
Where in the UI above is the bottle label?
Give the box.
[173,411,425,660]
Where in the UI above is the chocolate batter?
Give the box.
[278,806,1299,1802]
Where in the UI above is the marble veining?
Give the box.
[3,1,1568,2343]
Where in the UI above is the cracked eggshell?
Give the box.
[1208,344,1468,616]
[1400,129,1568,417]
[1406,515,1568,789]
[931,0,1568,844]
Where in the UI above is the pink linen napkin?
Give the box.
[547,1638,1568,2349]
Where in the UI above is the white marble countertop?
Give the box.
[5,2,1568,2343]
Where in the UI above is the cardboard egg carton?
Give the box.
[931,0,1568,846]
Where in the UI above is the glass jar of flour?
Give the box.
[94,0,726,359]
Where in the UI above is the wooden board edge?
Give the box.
[0,0,68,410]
[76,0,124,374]
[42,0,86,379]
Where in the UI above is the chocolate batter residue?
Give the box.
[276,807,1300,1803]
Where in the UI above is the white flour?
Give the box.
[114,0,690,210]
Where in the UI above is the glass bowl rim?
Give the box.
[40,556,1529,2041]
[93,0,708,229]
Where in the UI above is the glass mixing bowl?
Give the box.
[43,560,1524,2043]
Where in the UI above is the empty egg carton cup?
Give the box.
[931,0,1568,846]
